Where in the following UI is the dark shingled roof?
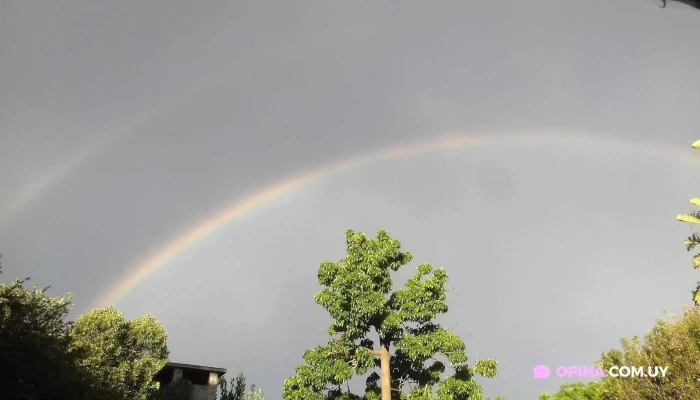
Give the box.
[153,362,227,385]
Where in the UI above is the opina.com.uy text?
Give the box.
[533,365,668,379]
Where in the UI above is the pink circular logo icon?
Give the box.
[533,365,550,379]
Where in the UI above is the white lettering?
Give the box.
[547,365,668,379]
[606,366,666,378]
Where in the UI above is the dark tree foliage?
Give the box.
[0,277,95,399]
[218,372,248,400]
[218,372,264,400]
[0,258,169,400]
[148,377,193,400]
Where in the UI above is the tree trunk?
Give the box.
[379,344,391,400]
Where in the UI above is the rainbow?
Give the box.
[91,132,698,308]
[0,27,384,228]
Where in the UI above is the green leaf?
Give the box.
[683,233,700,251]
[677,213,700,224]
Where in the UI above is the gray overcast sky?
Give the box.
[2,0,700,398]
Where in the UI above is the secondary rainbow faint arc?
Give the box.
[93,132,698,308]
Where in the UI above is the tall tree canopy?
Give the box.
[70,306,169,400]
[283,229,501,400]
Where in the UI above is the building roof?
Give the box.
[153,362,227,384]
[163,362,227,374]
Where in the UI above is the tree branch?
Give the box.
[358,346,381,356]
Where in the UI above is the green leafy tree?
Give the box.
[218,372,264,400]
[538,382,604,400]
[596,306,700,399]
[541,307,700,399]
[71,306,169,400]
[0,276,95,399]
[676,139,700,305]
[283,229,501,400]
